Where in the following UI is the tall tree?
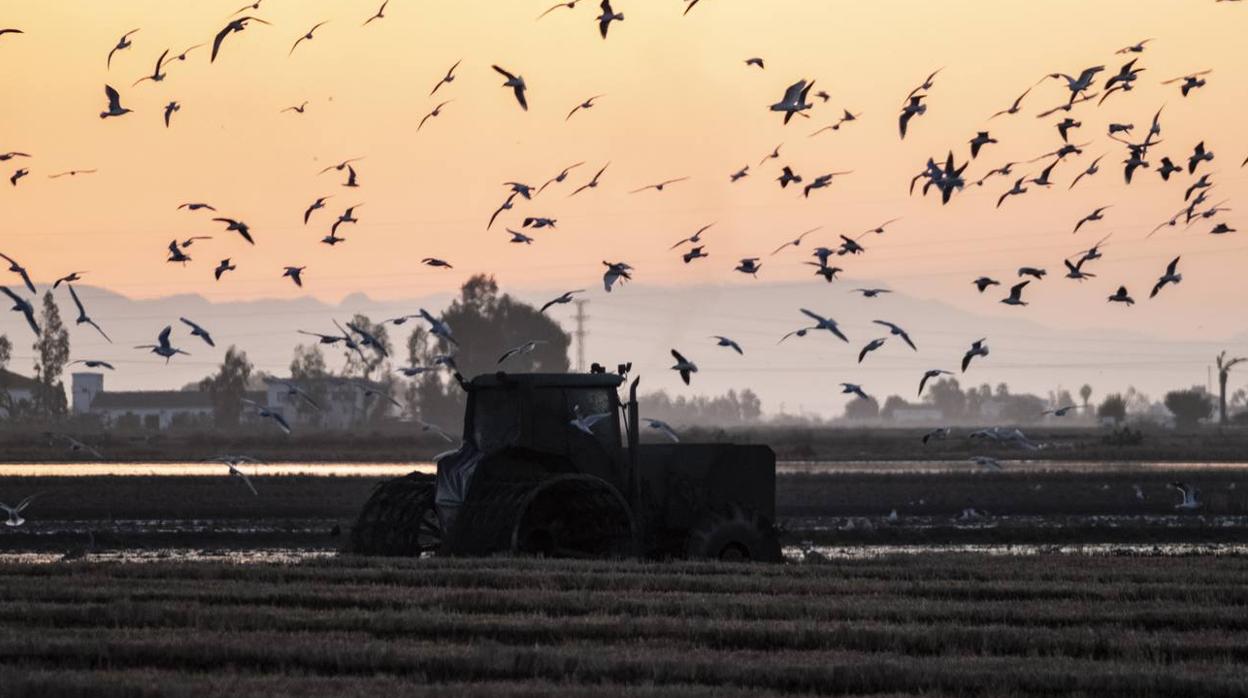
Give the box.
[1165,388,1212,430]
[32,292,70,418]
[1097,394,1127,424]
[1215,351,1246,426]
[201,346,253,429]
[341,314,390,380]
[1079,384,1093,409]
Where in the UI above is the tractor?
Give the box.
[351,372,781,561]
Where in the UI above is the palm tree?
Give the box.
[1215,351,1246,426]
[1079,384,1092,409]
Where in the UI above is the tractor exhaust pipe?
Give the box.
[627,376,640,500]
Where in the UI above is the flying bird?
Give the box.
[670,223,714,249]
[99,85,132,119]
[670,349,697,385]
[973,277,1000,293]
[1169,482,1202,510]
[107,28,139,68]
[163,101,179,127]
[8,169,27,187]
[540,289,585,313]
[430,59,461,95]
[498,340,547,365]
[281,101,309,114]
[52,272,85,289]
[0,253,36,294]
[745,57,765,69]
[630,177,688,194]
[597,0,624,38]
[1162,69,1211,97]
[969,131,997,159]
[770,227,821,255]
[711,336,743,355]
[1107,286,1135,306]
[770,80,815,124]
[421,258,453,269]
[962,339,989,372]
[1,494,39,527]
[1073,206,1110,233]
[214,258,236,280]
[506,228,535,244]
[132,48,169,85]
[858,337,887,363]
[363,1,389,26]
[243,398,292,434]
[290,21,329,55]
[873,320,916,350]
[1000,280,1030,307]
[918,369,953,397]
[840,383,869,401]
[602,261,632,292]
[71,360,115,370]
[136,326,189,363]
[179,318,215,347]
[282,266,306,287]
[537,162,584,193]
[212,16,270,63]
[213,217,254,245]
[898,95,926,139]
[66,284,111,342]
[419,100,452,130]
[643,419,680,443]
[0,286,38,336]
[570,163,609,196]
[1150,257,1182,298]
[492,65,528,110]
[303,196,330,224]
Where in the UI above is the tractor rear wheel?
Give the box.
[349,472,441,556]
[686,504,783,563]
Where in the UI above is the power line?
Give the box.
[573,299,589,372]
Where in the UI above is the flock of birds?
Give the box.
[1,2,1245,518]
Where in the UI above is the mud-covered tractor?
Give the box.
[351,372,781,561]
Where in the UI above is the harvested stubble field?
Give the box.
[1,555,1247,697]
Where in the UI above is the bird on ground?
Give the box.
[1000,280,1030,307]
[0,286,39,336]
[1169,482,1202,510]
[1018,267,1046,280]
[99,85,131,119]
[670,349,697,385]
[9,169,27,187]
[630,177,688,194]
[363,1,389,26]
[213,217,254,245]
[670,223,713,249]
[498,340,547,364]
[922,426,951,444]
[243,399,292,434]
[418,100,452,130]
[281,101,309,114]
[166,240,191,264]
[0,253,36,294]
[492,65,528,110]
[770,79,815,124]
[840,383,869,401]
[1150,257,1182,298]
[898,95,926,138]
[733,258,762,277]
[1,494,39,527]
[770,227,821,255]
[537,162,583,193]
[853,288,891,298]
[803,171,852,197]
[643,419,680,443]
[136,326,189,363]
[569,404,612,436]
[71,360,115,370]
[289,21,328,55]
[1073,206,1110,233]
[429,59,461,95]
[969,131,997,159]
[211,16,270,63]
[973,277,1000,293]
[1069,155,1105,189]
[107,29,139,68]
[919,369,953,397]
[132,49,170,86]
[419,309,457,346]
[507,229,535,244]
[602,261,632,291]
[597,0,623,38]
[873,320,916,350]
[540,290,585,313]
[570,163,608,196]
[66,285,110,342]
[163,101,179,127]
[711,336,743,355]
[180,318,215,347]
[282,266,305,287]
[1107,286,1135,306]
[858,338,887,363]
[214,259,236,280]
[1188,141,1213,174]
[1162,70,1211,97]
[962,339,989,372]
[303,196,330,224]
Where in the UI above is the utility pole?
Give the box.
[573,300,589,372]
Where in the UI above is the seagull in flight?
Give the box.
[1169,482,1202,510]
[0,253,36,294]
[962,339,988,372]
[9,169,27,187]
[419,100,452,130]
[989,85,1035,118]
[492,65,528,110]
[670,349,697,385]
[798,309,849,342]
[745,57,765,69]
[840,383,869,401]
[107,29,139,68]
[213,217,254,245]
[506,228,535,244]
[537,162,584,193]
[670,223,714,249]
[363,1,389,26]
[0,28,24,42]
[858,338,887,363]
[769,79,815,124]
[643,419,680,443]
[164,101,180,127]
[318,157,364,175]
[0,287,38,336]
[214,258,236,280]
[729,165,750,182]
[418,308,457,346]
[421,257,452,269]
[630,177,688,194]
[1107,286,1135,306]
[430,59,461,95]
[770,226,821,255]
[853,288,891,298]
[776,166,802,188]
[66,284,110,342]
[99,85,132,119]
[136,326,189,363]
[71,360,115,370]
[498,340,547,365]
[167,240,192,264]
[212,16,270,63]
[243,398,292,435]
[597,0,624,38]
[282,266,306,287]
[569,404,612,436]
[179,202,216,212]
[1150,257,1181,298]
[281,101,309,114]
[803,171,851,197]
[973,277,1000,293]
[969,131,997,159]
[132,49,170,86]
[1073,206,1110,234]
[1117,38,1153,54]
[918,369,953,397]
[180,318,215,347]
[602,261,632,292]
[303,196,330,224]
[540,289,585,313]
[1000,280,1030,307]
[570,163,608,196]
[1063,258,1095,281]
[538,1,582,18]
[1,494,39,527]
[48,169,99,179]
[873,320,916,350]
[898,95,926,139]
[1162,70,1211,97]
[711,336,743,355]
[1069,154,1105,190]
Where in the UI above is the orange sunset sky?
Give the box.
[0,0,1245,409]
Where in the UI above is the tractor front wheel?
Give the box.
[349,472,442,556]
[686,504,783,563]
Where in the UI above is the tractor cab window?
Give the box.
[471,389,522,452]
[470,385,619,454]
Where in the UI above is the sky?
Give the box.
[0,0,1246,415]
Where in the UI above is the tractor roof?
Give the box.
[468,372,624,389]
